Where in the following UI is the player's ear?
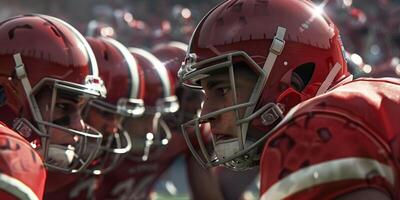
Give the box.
[277,63,315,110]
[290,62,315,92]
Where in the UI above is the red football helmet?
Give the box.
[152,41,204,129]
[128,47,178,161]
[178,0,350,170]
[129,48,178,114]
[152,41,188,89]
[0,14,107,173]
[85,37,145,174]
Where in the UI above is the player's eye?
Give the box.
[216,87,230,97]
[55,103,69,111]
[101,110,115,119]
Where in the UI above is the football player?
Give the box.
[178,0,400,199]
[151,41,204,132]
[0,14,107,199]
[45,36,144,199]
[152,41,225,199]
[84,36,144,175]
[95,47,223,200]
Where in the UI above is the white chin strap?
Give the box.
[14,53,46,130]
[241,26,287,145]
[47,144,75,168]
[316,62,342,95]
[214,138,239,159]
[14,53,51,160]
[214,138,254,160]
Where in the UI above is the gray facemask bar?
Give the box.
[117,98,145,117]
[88,130,132,175]
[89,133,117,175]
[82,99,134,174]
[129,113,172,162]
[153,113,172,146]
[113,130,133,154]
[147,113,171,154]
[143,95,180,114]
[179,27,286,170]
[14,53,104,173]
[88,98,145,118]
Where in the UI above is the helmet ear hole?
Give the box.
[0,85,6,106]
[103,50,109,61]
[291,62,315,92]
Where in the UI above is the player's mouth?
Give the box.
[213,133,235,142]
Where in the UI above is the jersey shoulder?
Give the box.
[294,78,400,142]
[259,78,400,199]
[0,123,46,200]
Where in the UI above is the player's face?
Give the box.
[123,113,155,137]
[200,68,256,142]
[36,88,88,144]
[85,106,122,136]
[179,88,204,122]
[122,112,156,153]
[164,88,204,128]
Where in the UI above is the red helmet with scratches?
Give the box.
[0,14,107,173]
[178,0,350,170]
[85,36,145,174]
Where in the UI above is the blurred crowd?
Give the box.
[0,0,218,48]
[315,0,400,77]
[2,0,400,78]
[0,0,400,199]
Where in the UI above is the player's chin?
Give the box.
[48,130,77,144]
[214,134,237,143]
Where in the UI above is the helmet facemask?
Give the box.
[124,110,173,162]
[143,95,180,114]
[139,96,179,153]
[81,97,144,174]
[141,97,180,161]
[162,87,204,130]
[180,52,283,171]
[121,92,177,162]
[179,27,288,171]
[12,54,106,173]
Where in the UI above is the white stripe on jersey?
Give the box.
[0,172,39,200]
[260,157,394,200]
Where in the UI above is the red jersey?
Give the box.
[260,78,400,200]
[95,131,189,200]
[0,122,46,200]
[43,173,98,200]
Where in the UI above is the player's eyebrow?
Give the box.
[205,78,230,90]
[57,91,83,104]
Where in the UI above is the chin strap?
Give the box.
[14,53,50,159]
[260,104,284,126]
[262,26,286,84]
[316,62,342,96]
[242,26,287,145]
[14,54,43,122]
